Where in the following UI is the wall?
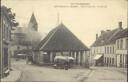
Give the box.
[104,44,116,66]
[116,37,128,67]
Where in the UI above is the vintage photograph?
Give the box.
[0,0,127,82]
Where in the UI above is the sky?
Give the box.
[2,0,127,47]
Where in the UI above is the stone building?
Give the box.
[0,6,18,78]
[33,23,89,67]
[90,22,125,67]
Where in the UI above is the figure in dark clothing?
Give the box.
[26,55,33,64]
[64,61,69,70]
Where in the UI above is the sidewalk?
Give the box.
[90,66,127,74]
[1,68,22,82]
[76,69,92,82]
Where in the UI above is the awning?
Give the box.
[93,55,103,60]
[4,69,10,74]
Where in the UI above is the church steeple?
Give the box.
[28,13,38,31]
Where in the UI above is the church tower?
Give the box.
[28,13,38,31]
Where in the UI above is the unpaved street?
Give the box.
[83,67,127,82]
[12,59,90,82]
[11,59,127,82]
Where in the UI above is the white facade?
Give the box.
[115,37,128,67]
[90,46,104,66]
[90,36,128,68]
[104,44,116,66]
[90,44,117,66]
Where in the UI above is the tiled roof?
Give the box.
[115,28,128,39]
[35,23,89,51]
[92,28,123,47]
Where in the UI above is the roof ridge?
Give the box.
[108,28,123,42]
[40,26,59,50]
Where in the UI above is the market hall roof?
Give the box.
[36,23,89,51]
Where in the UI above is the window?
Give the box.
[120,40,123,49]
[4,48,8,67]
[107,58,109,64]
[104,57,106,64]
[120,55,122,64]
[117,40,119,49]
[94,49,95,54]
[110,58,111,64]
[6,26,8,40]
[122,55,124,65]
[125,55,127,66]
[110,47,111,54]
[105,47,106,54]
[2,24,5,38]
[113,46,114,54]
[107,47,109,54]
[112,58,114,65]
[126,39,128,49]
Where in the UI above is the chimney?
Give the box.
[118,21,122,29]
[96,34,98,40]
[106,29,111,32]
[101,30,105,35]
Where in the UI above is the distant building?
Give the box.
[0,6,18,78]
[10,27,32,58]
[10,13,40,58]
[28,13,38,31]
[115,28,128,67]
[90,22,126,67]
[33,23,89,67]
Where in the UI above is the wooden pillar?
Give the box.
[76,51,78,65]
[121,54,123,67]
[50,52,53,63]
[72,51,74,58]
[47,52,50,63]
[125,55,127,67]
[69,51,71,57]
[78,51,81,65]
[84,51,89,67]
[74,51,76,64]
[70,51,72,57]
[80,51,83,66]
[53,52,56,63]
[123,54,124,67]
[38,52,40,63]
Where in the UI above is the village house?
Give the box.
[33,23,89,67]
[0,6,18,78]
[10,27,32,58]
[90,22,125,67]
[10,13,40,58]
[115,28,128,68]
